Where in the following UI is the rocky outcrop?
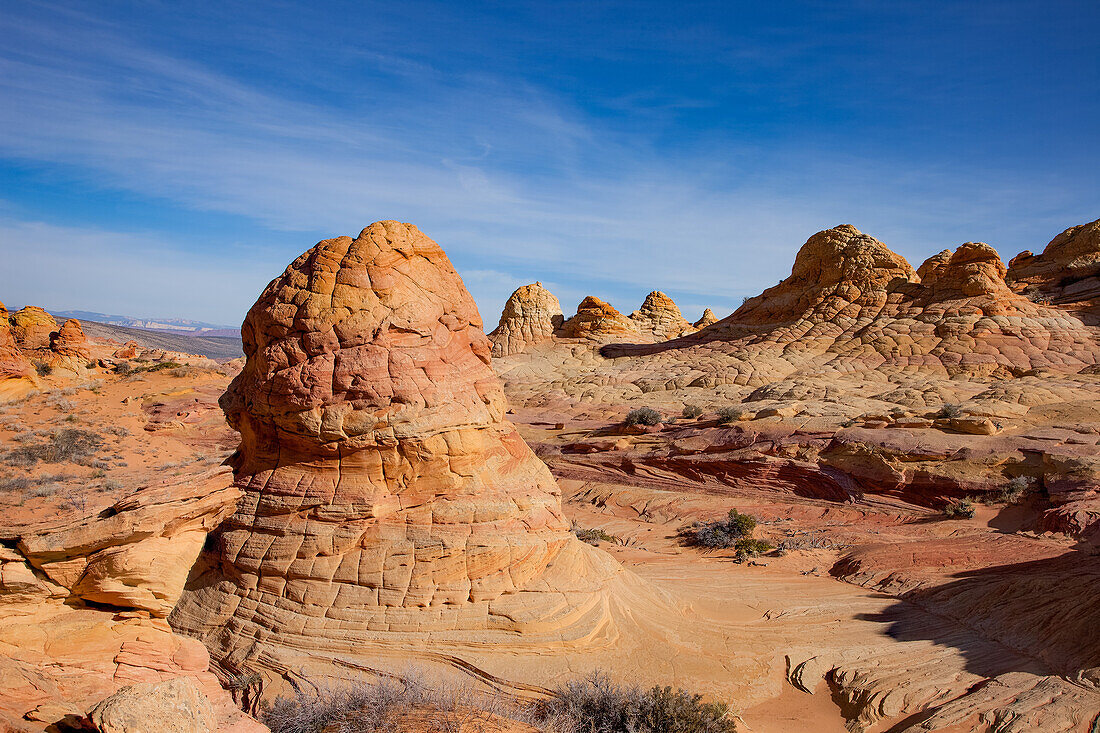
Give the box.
[558,296,639,339]
[628,291,695,340]
[113,340,141,359]
[89,677,217,733]
[693,308,718,329]
[171,221,622,690]
[48,319,92,377]
[488,282,564,357]
[1008,217,1100,323]
[0,300,36,398]
[0,468,263,731]
[8,306,56,351]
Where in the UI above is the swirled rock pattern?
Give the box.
[488,282,563,357]
[0,300,36,397]
[171,222,622,688]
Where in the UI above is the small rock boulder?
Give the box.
[88,677,216,733]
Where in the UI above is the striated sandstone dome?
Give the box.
[693,308,718,329]
[0,300,36,396]
[8,305,57,350]
[628,291,695,340]
[558,296,639,339]
[488,282,564,357]
[172,222,624,685]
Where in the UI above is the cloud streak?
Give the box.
[0,2,1095,325]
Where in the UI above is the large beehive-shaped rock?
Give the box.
[172,222,620,681]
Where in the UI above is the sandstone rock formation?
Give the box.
[48,318,91,377]
[557,296,639,339]
[627,291,695,340]
[488,282,564,357]
[113,340,142,359]
[1008,216,1100,323]
[8,306,57,351]
[171,221,622,689]
[492,223,1100,538]
[0,300,36,398]
[692,308,718,329]
[89,677,217,733]
[0,468,263,731]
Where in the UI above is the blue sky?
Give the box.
[0,0,1097,326]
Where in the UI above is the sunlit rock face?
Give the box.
[172,221,621,681]
[488,281,564,357]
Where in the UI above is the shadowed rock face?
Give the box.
[172,221,621,682]
[488,282,564,357]
[0,301,36,393]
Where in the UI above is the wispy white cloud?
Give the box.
[0,4,1093,326]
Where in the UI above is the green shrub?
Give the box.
[682,509,758,549]
[533,671,736,733]
[681,404,704,419]
[573,525,619,546]
[944,498,975,519]
[624,407,662,426]
[715,407,743,425]
[733,538,773,562]
[937,403,964,419]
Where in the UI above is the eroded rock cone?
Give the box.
[489,282,564,357]
[558,296,639,339]
[172,221,620,683]
[628,291,695,340]
[693,308,718,329]
[48,318,92,377]
[9,305,57,350]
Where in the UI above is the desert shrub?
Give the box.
[681,404,704,419]
[533,671,736,733]
[114,361,135,375]
[715,407,744,425]
[573,525,618,546]
[34,362,52,376]
[937,403,964,419]
[682,509,758,550]
[263,675,516,733]
[733,538,773,562]
[4,428,104,466]
[944,498,975,519]
[0,476,32,492]
[623,407,661,427]
[995,476,1034,504]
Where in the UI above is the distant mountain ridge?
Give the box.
[46,309,237,336]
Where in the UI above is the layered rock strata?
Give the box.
[488,282,564,357]
[0,300,36,398]
[8,306,57,351]
[0,468,262,731]
[171,221,622,688]
[557,295,640,339]
[1008,216,1100,323]
[627,291,695,340]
